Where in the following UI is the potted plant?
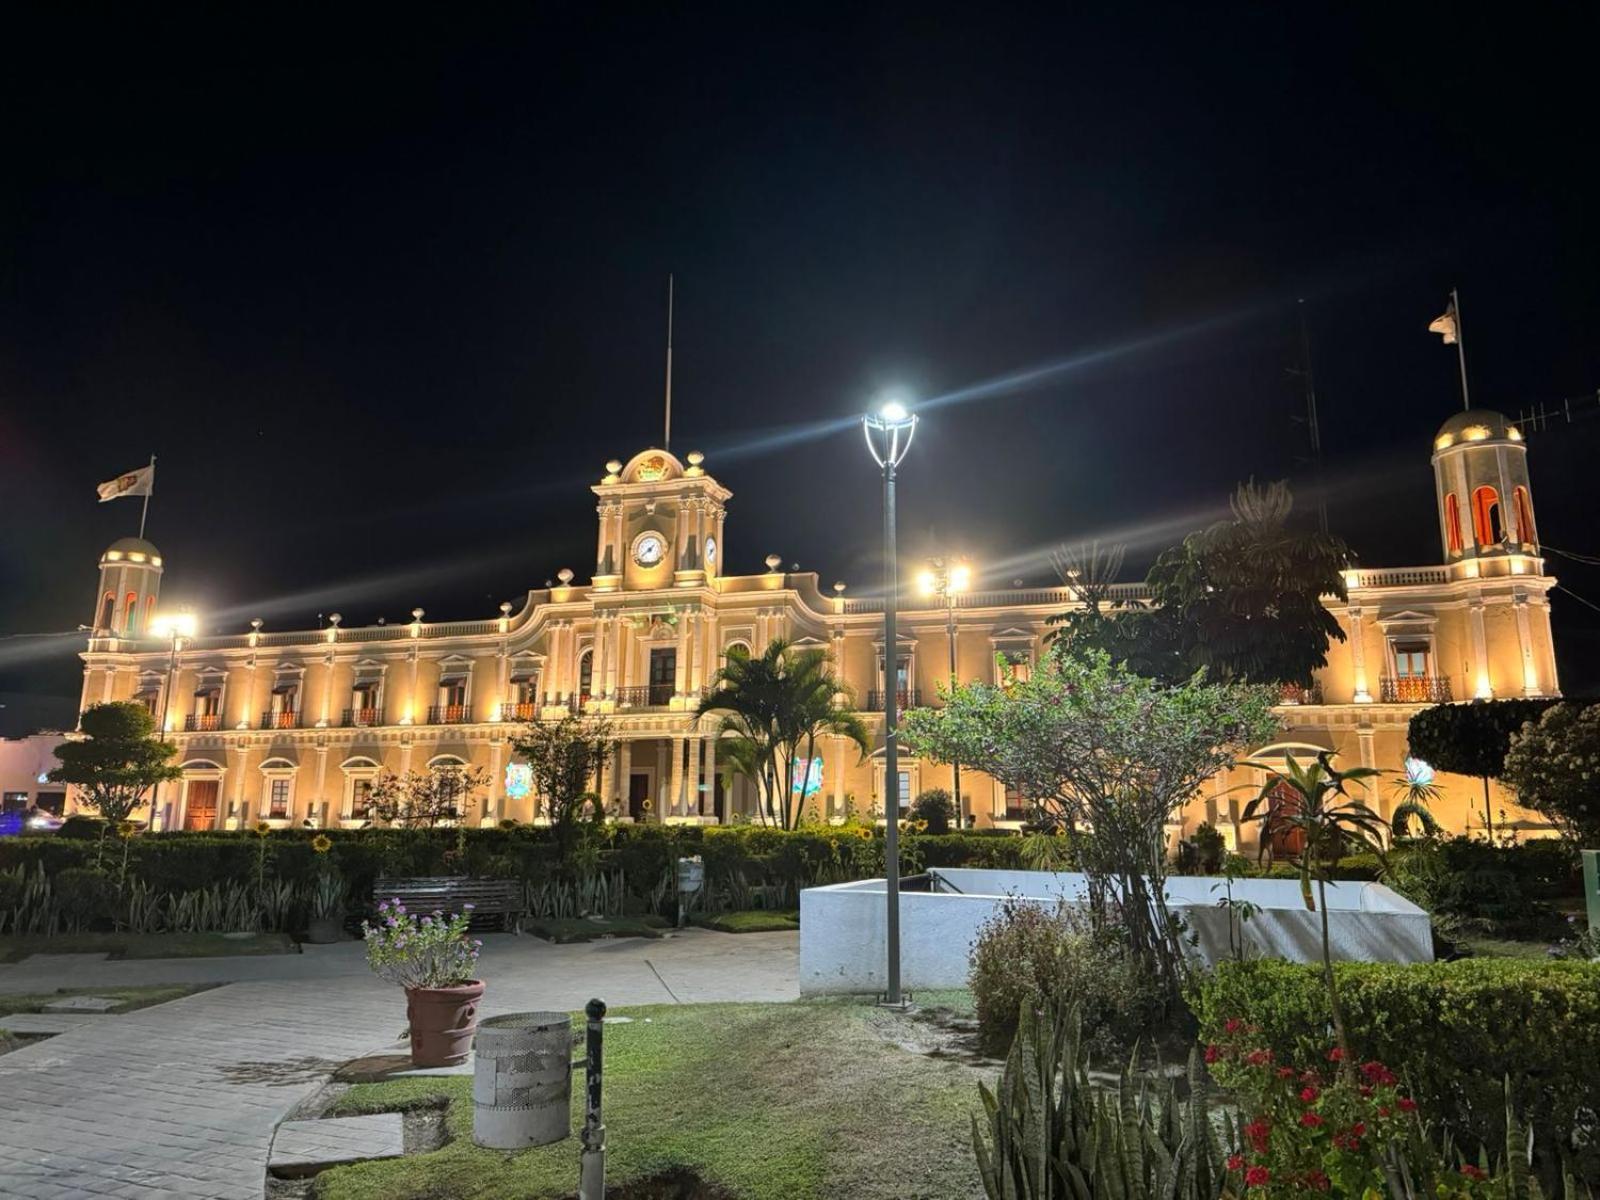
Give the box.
[362,898,485,1067]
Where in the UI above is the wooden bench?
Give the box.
[373,876,524,933]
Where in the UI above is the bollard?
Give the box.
[472,1012,572,1149]
[579,997,607,1200]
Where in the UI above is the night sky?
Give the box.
[4,6,1599,733]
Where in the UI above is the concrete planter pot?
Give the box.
[305,916,344,944]
[406,980,485,1067]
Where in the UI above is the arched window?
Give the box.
[578,650,593,699]
[1444,493,1464,554]
[1513,487,1536,546]
[123,592,139,635]
[1471,486,1502,545]
[98,592,115,630]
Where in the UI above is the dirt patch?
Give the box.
[0,1032,51,1057]
[610,1169,738,1200]
[863,1002,999,1071]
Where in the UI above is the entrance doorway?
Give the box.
[184,780,219,831]
[629,773,651,821]
[1264,779,1306,859]
[648,648,675,707]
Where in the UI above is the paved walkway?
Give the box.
[0,930,799,1199]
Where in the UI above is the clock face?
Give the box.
[634,534,665,567]
[704,536,717,565]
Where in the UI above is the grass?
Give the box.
[1458,934,1558,960]
[522,915,671,943]
[0,984,209,1017]
[689,910,799,933]
[0,931,297,963]
[315,1001,988,1200]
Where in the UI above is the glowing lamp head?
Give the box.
[917,570,936,596]
[949,563,972,592]
[880,399,909,423]
[149,611,198,640]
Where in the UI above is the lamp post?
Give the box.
[918,557,972,830]
[148,611,198,830]
[863,397,916,1008]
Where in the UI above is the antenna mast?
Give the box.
[663,274,674,450]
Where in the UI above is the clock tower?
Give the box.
[591,448,731,592]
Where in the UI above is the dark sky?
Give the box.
[4,4,1599,732]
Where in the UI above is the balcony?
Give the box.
[866,689,922,712]
[260,710,300,730]
[342,707,385,728]
[184,713,222,732]
[1276,682,1324,706]
[499,701,540,722]
[428,704,472,725]
[1380,676,1454,704]
[615,684,675,709]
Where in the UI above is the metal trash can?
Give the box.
[473,1012,573,1149]
[676,856,704,927]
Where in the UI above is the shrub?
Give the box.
[53,867,117,931]
[1194,958,1600,1185]
[969,897,1167,1059]
[909,788,954,834]
[1383,838,1572,938]
[55,815,108,841]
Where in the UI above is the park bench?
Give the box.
[372,876,524,933]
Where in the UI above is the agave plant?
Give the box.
[1242,751,1388,1076]
[1388,774,1443,840]
[972,1002,1230,1200]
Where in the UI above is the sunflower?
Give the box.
[311,834,333,854]
[912,819,928,833]
[254,820,272,837]
[116,819,139,839]
[855,826,873,840]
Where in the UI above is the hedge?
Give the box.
[1193,958,1600,1182]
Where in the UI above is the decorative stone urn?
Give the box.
[406,980,485,1067]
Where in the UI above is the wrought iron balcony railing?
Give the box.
[260,710,299,730]
[499,701,540,722]
[615,685,675,709]
[1379,676,1453,704]
[1276,682,1325,706]
[342,707,385,728]
[428,704,472,725]
[184,713,222,732]
[867,689,921,712]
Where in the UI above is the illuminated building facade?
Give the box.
[77,409,1560,845]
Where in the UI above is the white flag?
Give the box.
[96,464,155,502]
[1429,302,1458,345]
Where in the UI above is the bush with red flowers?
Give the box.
[1208,1022,1506,1199]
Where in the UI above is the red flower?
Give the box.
[1224,1018,1244,1034]
[1244,1166,1271,1187]
[1334,1132,1363,1152]
[1359,1085,1374,1098]
[1245,1119,1271,1153]
[1361,1061,1397,1086]
[1377,1106,1392,1118]
[1299,1086,1320,1103]
[1245,1048,1273,1066]
[1204,1045,1221,1064]
[1226,1154,1244,1172]
[1350,1122,1367,1137]
[1276,1067,1297,1079]
[1460,1165,1488,1181]
[1300,1111,1324,1128]
[1398,1097,1418,1113]
[1304,1170,1331,1192]
[1327,1047,1345,1062]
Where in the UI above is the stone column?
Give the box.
[704,734,718,821]
[1347,604,1371,702]
[687,734,703,816]
[1357,725,1379,815]
[669,734,686,817]
[655,741,668,819]
[617,740,632,818]
[1468,595,1492,698]
[831,733,846,820]
[1513,591,1539,695]
[313,745,329,824]
[674,613,691,698]
[594,616,610,700]
[229,745,252,828]
[488,740,504,824]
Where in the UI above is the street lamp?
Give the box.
[863,396,917,1008]
[148,610,198,830]
[918,557,972,831]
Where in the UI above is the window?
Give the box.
[98,592,115,630]
[1513,487,1535,546]
[1003,783,1027,822]
[1444,492,1464,554]
[649,648,675,704]
[352,778,375,818]
[351,681,381,714]
[895,771,911,815]
[194,685,221,716]
[578,650,593,698]
[134,683,160,714]
[1472,485,1502,545]
[267,778,291,819]
[1001,649,1032,684]
[272,683,298,713]
[439,679,467,708]
[123,591,138,635]
[1393,642,1430,679]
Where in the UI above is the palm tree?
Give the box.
[699,638,870,829]
[1242,751,1387,1075]
[1389,774,1443,840]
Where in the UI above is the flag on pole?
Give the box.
[1429,299,1459,344]
[96,464,155,502]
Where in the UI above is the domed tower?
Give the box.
[92,538,164,636]
[1431,409,1539,576]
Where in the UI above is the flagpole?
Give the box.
[1451,287,1471,412]
[138,455,155,540]
[663,275,674,450]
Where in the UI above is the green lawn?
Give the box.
[522,916,671,943]
[1457,934,1559,961]
[0,931,297,963]
[315,1001,988,1200]
[689,910,799,933]
[0,984,209,1018]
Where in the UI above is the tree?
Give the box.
[1501,702,1600,845]
[697,638,870,829]
[511,714,612,856]
[1406,698,1557,839]
[48,702,182,864]
[1050,481,1351,686]
[366,764,489,829]
[1242,752,1388,1076]
[904,646,1279,999]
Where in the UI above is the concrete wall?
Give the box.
[798,867,1433,996]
